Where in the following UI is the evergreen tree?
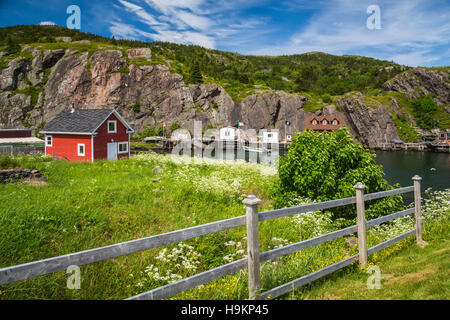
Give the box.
[6,36,20,54]
[189,61,203,84]
[111,36,117,45]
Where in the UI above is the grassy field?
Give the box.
[287,208,450,300]
[0,153,448,300]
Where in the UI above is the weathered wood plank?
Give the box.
[258,197,356,222]
[260,225,357,263]
[355,182,368,268]
[243,195,262,300]
[367,229,416,255]
[262,229,415,300]
[128,224,358,300]
[126,258,248,300]
[366,208,415,228]
[0,215,246,285]
[364,186,414,201]
[412,176,423,244]
[261,254,359,300]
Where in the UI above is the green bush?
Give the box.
[0,154,19,169]
[273,127,403,221]
[321,93,332,104]
[132,101,140,113]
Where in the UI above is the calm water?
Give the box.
[375,151,450,192]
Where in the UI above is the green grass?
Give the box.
[392,116,421,142]
[288,211,449,300]
[0,153,276,299]
[0,153,448,300]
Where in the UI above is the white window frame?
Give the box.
[118,142,128,154]
[45,135,52,147]
[77,143,85,156]
[107,120,117,133]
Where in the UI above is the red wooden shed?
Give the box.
[41,108,134,162]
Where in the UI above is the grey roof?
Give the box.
[41,109,128,134]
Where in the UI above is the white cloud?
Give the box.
[109,21,155,40]
[118,0,164,26]
[111,0,266,49]
[247,0,450,66]
[389,51,439,67]
[40,21,56,26]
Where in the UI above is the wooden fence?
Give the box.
[0,176,424,300]
[0,145,44,156]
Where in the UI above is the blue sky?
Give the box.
[1,0,449,66]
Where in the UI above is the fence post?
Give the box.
[243,194,262,300]
[354,182,367,269]
[412,175,424,245]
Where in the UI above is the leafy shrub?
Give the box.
[273,127,403,221]
[321,93,333,104]
[0,154,19,169]
[132,100,140,113]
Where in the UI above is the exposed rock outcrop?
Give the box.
[27,48,65,86]
[336,93,399,149]
[233,91,307,137]
[0,57,29,90]
[383,68,450,105]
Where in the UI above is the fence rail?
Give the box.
[0,175,424,300]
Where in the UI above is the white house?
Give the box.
[219,126,237,141]
[171,130,191,141]
[261,129,279,144]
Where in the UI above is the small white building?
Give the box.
[261,129,279,144]
[171,129,191,141]
[219,126,237,141]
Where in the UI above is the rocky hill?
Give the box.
[0,26,449,149]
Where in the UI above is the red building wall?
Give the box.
[45,134,93,162]
[93,113,130,160]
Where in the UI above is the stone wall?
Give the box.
[0,168,48,183]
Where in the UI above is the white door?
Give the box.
[107,143,117,160]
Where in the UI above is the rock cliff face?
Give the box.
[336,93,399,149]
[383,67,450,105]
[0,48,310,136]
[0,46,444,149]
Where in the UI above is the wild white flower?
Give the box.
[269,237,292,249]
